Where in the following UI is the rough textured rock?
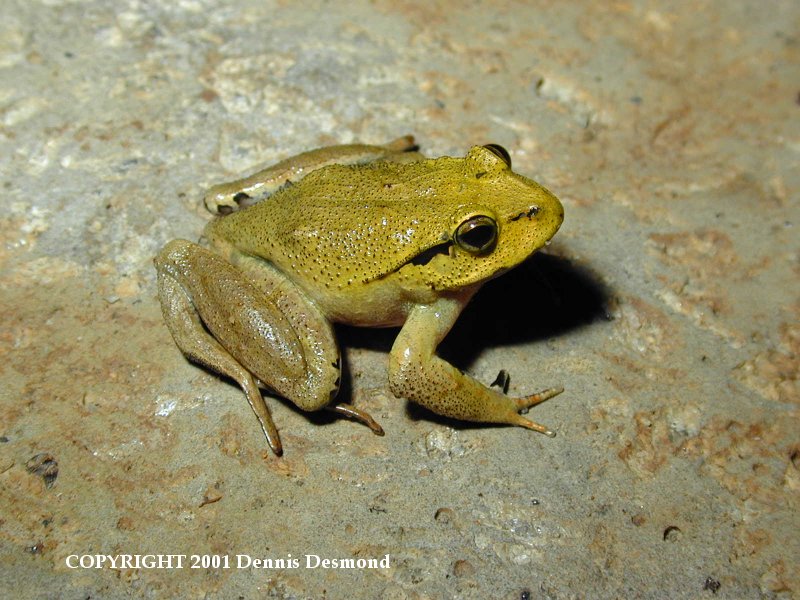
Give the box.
[1,1,797,598]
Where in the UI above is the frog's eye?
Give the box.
[482,144,512,168]
[454,216,498,255]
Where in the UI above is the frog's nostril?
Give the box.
[509,206,540,222]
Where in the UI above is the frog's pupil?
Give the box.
[462,224,493,249]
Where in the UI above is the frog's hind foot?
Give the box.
[384,135,418,153]
[327,403,385,436]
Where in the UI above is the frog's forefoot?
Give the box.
[508,386,563,438]
[509,415,557,438]
[327,403,385,436]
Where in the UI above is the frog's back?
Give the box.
[209,158,467,284]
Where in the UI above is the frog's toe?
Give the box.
[265,433,283,456]
[514,386,564,411]
[490,369,511,394]
[385,134,418,153]
[504,385,563,438]
[241,379,283,456]
[327,403,385,436]
[509,413,556,438]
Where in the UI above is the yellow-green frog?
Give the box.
[154,136,564,456]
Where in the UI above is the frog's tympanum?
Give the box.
[154,136,564,455]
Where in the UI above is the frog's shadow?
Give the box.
[327,252,612,429]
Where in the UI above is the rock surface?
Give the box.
[1,1,797,598]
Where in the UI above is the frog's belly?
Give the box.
[299,277,433,328]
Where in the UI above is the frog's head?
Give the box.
[393,144,564,292]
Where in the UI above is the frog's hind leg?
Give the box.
[382,134,418,153]
[156,240,384,454]
[217,250,386,435]
[204,135,421,215]
[155,243,283,455]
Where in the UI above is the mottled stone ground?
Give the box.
[1,1,797,598]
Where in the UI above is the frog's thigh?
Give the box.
[221,251,342,412]
[155,240,340,413]
[388,298,558,434]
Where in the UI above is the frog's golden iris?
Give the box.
[454,215,498,255]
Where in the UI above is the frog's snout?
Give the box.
[539,190,564,236]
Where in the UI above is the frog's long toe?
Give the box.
[242,380,283,456]
[327,403,385,436]
[490,369,511,394]
[515,386,564,411]
[511,414,557,438]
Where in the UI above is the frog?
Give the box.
[154,135,565,456]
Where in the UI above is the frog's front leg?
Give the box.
[204,135,421,215]
[388,296,563,436]
[154,239,382,456]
